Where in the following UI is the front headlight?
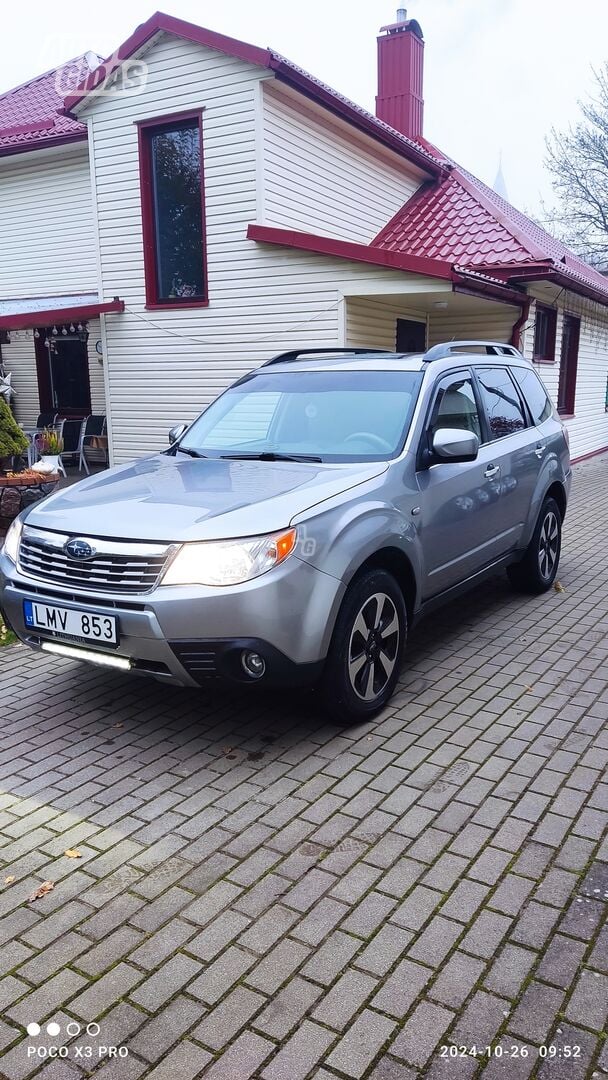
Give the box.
[2,516,23,565]
[161,528,297,587]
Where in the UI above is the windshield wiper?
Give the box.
[178,447,208,458]
[220,451,323,463]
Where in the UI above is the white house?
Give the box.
[1,10,607,464]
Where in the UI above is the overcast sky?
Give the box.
[3,0,607,215]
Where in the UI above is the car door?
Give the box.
[415,370,505,598]
[473,365,540,549]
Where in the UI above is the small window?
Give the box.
[476,367,528,440]
[138,113,206,307]
[557,314,580,416]
[430,375,482,440]
[533,305,557,363]
[511,366,553,425]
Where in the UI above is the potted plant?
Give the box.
[0,397,28,473]
[37,427,64,472]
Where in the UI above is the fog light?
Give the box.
[242,651,266,679]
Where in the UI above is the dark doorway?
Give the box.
[396,318,426,353]
[34,326,91,417]
[557,314,580,416]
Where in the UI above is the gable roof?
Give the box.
[61,11,445,179]
[0,56,96,157]
[373,143,608,305]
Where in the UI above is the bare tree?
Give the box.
[545,65,608,267]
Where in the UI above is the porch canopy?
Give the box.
[0,293,124,331]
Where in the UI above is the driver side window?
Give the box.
[430,375,481,440]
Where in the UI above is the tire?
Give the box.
[320,569,407,724]
[507,497,562,594]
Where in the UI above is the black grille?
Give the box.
[19,533,168,595]
[170,643,219,681]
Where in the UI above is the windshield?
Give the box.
[178,369,423,463]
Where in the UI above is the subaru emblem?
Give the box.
[65,538,95,560]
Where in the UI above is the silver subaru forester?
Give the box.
[1,341,571,722]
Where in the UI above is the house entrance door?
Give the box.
[34,326,91,417]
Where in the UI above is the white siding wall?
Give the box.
[427,309,517,348]
[83,33,432,463]
[521,292,608,461]
[346,296,427,350]
[262,83,421,243]
[0,146,96,300]
[3,319,104,426]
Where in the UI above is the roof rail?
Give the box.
[263,347,391,367]
[423,340,524,362]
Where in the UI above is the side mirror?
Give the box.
[168,423,188,445]
[432,427,479,463]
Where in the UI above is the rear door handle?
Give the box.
[484,464,500,479]
[535,444,546,458]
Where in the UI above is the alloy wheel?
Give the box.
[347,591,400,701]
[538,510,559,580]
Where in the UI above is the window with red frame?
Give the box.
[138,113,207,307]
[557,314,580,416]
[533,304,557,363]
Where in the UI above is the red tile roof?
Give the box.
[373,144,608,304]
[0,56,94,156]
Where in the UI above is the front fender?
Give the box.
[292,494,422,606]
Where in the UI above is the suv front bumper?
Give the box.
[0,552,344,689]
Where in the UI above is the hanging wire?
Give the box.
[122,297,341,348]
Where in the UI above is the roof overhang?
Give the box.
[247,225,527,307]
[0,294,124,330]
[479,261,608,308]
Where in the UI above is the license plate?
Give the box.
[23,600,118,646]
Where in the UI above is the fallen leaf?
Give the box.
[64,849,82,859]
[524,685,535,692]
[28,881,54,902]
[554,581,565,592]
[4,876,15,885]
[114,723,124,729]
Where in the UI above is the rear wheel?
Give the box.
[507,497,562,594]
[320,569,406,724]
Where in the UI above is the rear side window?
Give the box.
[475,367,528,440]
[511,366,553,424]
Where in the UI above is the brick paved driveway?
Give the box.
[0,454,607,1080]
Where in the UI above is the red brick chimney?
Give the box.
[376,7,424,141]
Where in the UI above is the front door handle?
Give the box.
[535,444,546,458]
[484,464,500,479]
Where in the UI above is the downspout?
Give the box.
[510,297,531,349]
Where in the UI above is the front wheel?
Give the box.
[507,497,562,594]
[320,569,407,724]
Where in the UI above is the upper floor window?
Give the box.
[533,304,557,363]
[138,112,207,308]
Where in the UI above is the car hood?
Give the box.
[24,454,388,542]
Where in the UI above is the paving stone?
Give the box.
[194,985,266,1050]
[392,885,442,931]
[341,890,397,938]
[253,974,323,1039]
[430,950,486,1009]
[408,915,462,967]
[262,1020,336,1080]
[390,1001,454,1069]
[440,879,490,923]
[536,933,587,989]
[509,981,565,1043]
[460,910,512,959]
[6,969,87,1026]
[565,968,608,1031]
[372,958,431,1018]
[510,901,560,948]
[483,942,536,998]
[468,846,512,885]
[127,918,197,970]
[129,952,202,1011]
[188,946,256,1005]
[245,936,309,994]
[326,1009,397,1078]
[301,929,361,985]
[451,989,510,1046]
[143,1041,212,1080]
[355,924,412,976]
[312,968,378,1030]
[537,1022,598,1080]
[557,895,604,941]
